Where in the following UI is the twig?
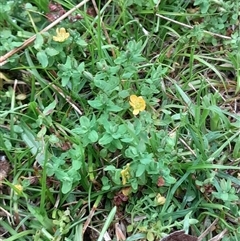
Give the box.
[156,14,231,40]
[51,83,82,115]
[208,229,228,241]
[179,136,196,157]
[0,0,90,65]
[83,195,103,233]
[197,218,218,241]
[91,0,116,58]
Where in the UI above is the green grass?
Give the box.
[0,0,240,240]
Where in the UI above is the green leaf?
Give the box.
[20,123,41,156]
[116,125,127,135]
[82,71,93,81]
[107,102,123,112]
[136,164,145,177]
[34,33,44,50]
[13,125,23,133]
[27,204,53,230]
[121,136,134,143]
[140,157,152,165]
[72,159,82,170]
[76,38,88,47]
[36,50,48,68]
[88,99,103,109]
[80,116,90,129]
[147,231,154,241]
[1,29,12,38]
[125,146,138,159]
[112,139,123,149]
[194,0,210,13]
[104,165,117,171]
[118,90,129,98]
[61,75,70,87]
[45,47,59,56]
[43,100,56,116]
[61,177,73,194]
[99,133,113,145]
[88,130,98,142]
[72,127,87,135]
[101,176,111,191]
[77,62,85,72]
[49,134,60,144]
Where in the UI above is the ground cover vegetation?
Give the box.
[0,0,240,240]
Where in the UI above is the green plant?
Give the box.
[212,178,238,202]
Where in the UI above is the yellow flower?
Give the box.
[129,95,146,115]
[13,184,23,195]
[122,186,132,196]
[53,28,70,42]
[155,193,166,205]
[121,163,130,185]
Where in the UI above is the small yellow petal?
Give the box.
[53,28,70,42]
[129,95,146,115]
[121,163,130,185]
[122,187,132,196]
[155,193,166,205]
[0,72,11,82]
[130,94,138,102]
[13,184,23,195]
[133,109,140,115]
[59,28,70,37]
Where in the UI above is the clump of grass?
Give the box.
[0,0,240,240]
